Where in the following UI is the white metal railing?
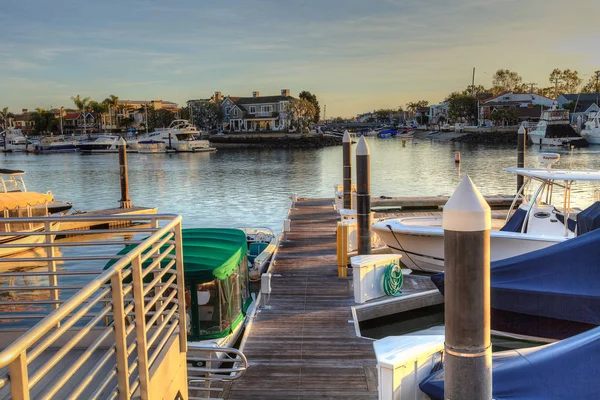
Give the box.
[187,345,248,400]
[0,214,186,400]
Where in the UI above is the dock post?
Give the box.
[119,138,132,209]
[343,130,352,209]
[443,175,492,400]
[517,125,526,192]
[356,136,371,255]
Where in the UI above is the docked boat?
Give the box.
[0,169,72,215]
[0,128,31,152]
[33,136,79,153]
[372,154,600,272]
[428,131,440,135]
[527,108,588,147]
[136,139,166,154]
[0,191,60,257]
[78,135,122,153]
[239,227,278,280]
[130,120,215,152]
[581,111,600,144]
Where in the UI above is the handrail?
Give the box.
[187,345,248,382]
[0,214,182,369]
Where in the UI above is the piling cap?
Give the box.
[518,125,525,134]
[343,130,351,143]
[356,136,370,156]
[442,175,491,231]
[120,138,127,146]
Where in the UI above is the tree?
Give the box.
[103,94,119,130]
[71,94,90,113]
[489,108,518,126]
[581,71,600,93]
[548,69,582,97]
[562,101,577,113]
[492,69,523,95]
[88,100,107,131]
[446,92,477,124]
[0,107,10,129]
[287,98,316,136]
[32,109,58,134]
[188,101,222,131]
[462,85,489,97]
[298,91,320,123]
[406,100,428,116]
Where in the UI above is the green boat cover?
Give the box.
[181,228,248,282]
[105,228,248,283]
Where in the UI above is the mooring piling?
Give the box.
[442,175,492,400]
[119,138,132,209]
[356,136,371,255]
[343,130,352,210]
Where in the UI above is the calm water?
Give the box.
[4,137,600,232]
[2,138,600,326]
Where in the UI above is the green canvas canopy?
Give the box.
[181,228,248,282]
[105,228,248,283]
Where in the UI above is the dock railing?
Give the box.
[0,214,187,400]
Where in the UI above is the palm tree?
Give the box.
[103,94,119,131]
[71,95,91,136]
[88,101,107,131]
[0,107,9,130]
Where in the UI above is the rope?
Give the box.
[382,262,403,297]
[386,224,425,272]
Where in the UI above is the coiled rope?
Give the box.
[383,262,403,297]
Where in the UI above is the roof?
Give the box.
[484,91,555,104]
[0,192,54,210]
[236,95,294,105]
[559,94,600,102]
[503,168,600,181]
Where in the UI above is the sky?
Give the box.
[1,0,599,117]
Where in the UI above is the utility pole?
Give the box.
[59,106,64,136]
[552,77,562,99]
[595,70,600,94]
[324,105,327,123]
[145,103,148,135]
[471,67,476,97]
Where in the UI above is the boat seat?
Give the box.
[248,242,269,264]
[499,208,527,232]
[556,213,577,233]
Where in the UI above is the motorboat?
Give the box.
[378,129,397,138]
[238,227,278,280]
[581,111,600,144]
[0,128,31,152]
[78,135,122,154]
[33,136,79,153]
[428,131,440,135]
[136,139,166,154]
[527,108,588,147]
[372,153,600,272]
[0,191,60,257]
[129,120,215,152]
[0,169,72,215]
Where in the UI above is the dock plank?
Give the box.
[228,198,378,399]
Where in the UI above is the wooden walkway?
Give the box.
[227,199,378,400]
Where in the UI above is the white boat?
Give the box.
[136,139,166,154]
[372,154,600,272]
[581,111,600,144]
[130,120,215,152]
[78,135,121,153]
[0,128,31,152]
[0,169,72,215]
[34,136,79,153]
[0,191,60,257]
[527,108,588,147]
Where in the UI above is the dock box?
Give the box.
[351,254,401,303]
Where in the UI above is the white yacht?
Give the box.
[78,135,122,154]
[581,111,600,144]
[372,154,600,272]
[0,128,31,152]
[129,120,215,152]
[527,108,588,147]
[34,135,79,153]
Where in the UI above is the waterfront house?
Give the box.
[11,111,35,135]
[63,111,97,135]
[479,91,555,126]
[557,94,600,124]
[218,90,294,131]
[429,102,449,125]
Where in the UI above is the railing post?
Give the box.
[44,221,60,320]
[111,272,131,400]
[443,175,492,400]
[131,254,150,400]
[8,352,30,400]
[174,222,187,352]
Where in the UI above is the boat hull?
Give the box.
[372,221,562,272]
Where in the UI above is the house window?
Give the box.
[249,106,256,114]
[225,107,231,116]
[279,102,287,112]
[261,105,272,113]
[232,109,238,117]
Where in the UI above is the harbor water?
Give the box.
[2,137,600,327]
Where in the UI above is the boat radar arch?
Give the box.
[539,153,560,169]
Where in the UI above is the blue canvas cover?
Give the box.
[499,208,527,232]
[419,326,600,399]
[576,201,600,236]
[431,228,600,334]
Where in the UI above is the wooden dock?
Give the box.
[58,206,157,232]
[227,198,379,399]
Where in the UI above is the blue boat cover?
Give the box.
[499,208,527,232]
[431,227,600,326]
[576,201,600,236]
[419,326,600,399]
